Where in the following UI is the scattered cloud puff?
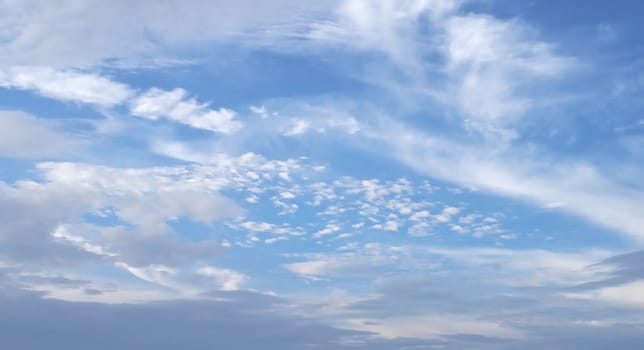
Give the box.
[215,170,515,248]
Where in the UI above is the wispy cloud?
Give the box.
[130,88,243,133]
[366,118,644,242]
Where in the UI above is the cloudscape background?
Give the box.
[1,0,644,348]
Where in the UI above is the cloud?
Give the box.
[310,0,461,66]
[443,14,571,128]
[345,314,522,340]
[196,266,246,291]
[382,220,399,231]
[232,220,302,237]
[0,0,329,67]
[0,67,248,139]
[36,161,243,227]
[130,88,243,133]
[425,246,613,287]
[246,102,362,137]
[314,223,341,237]
[283,245,644,345]
[595,250,644,286]
[368,118,644,242]
[0,110,84,158]
[408,222,432,237]
[0,159,250,302]
[566,281,644,308]
[303,2,575,143]
[284,252,392,279]
[1,2,642,348]
[0,288,378,350]
[285,242,612,289]
[0,66,133,106]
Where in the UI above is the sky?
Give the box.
[1,0,644,348]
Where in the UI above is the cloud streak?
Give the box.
[130,88,242,133]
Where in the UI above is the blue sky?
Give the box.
[1,1,644,348]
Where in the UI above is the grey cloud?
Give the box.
[0,182,102,267]
[334,276,644,349]
[2,265,644,349]
[0,287,371,350]
[101,228,224,267]
[0,160,242,268]
[598,250,644,281]
[572,250,644,290]
[0,110,84,159]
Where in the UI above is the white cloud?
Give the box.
[382,220,399,231]
[305,2,573,140]
[238,221,276,233]
[51,225,116,257]
[408,222,432,237]
[280,191,296,199]
[116,262,177,287]
[285,260,336,278]
[283,119,310,136]
[410,210,430,221]
[276,104,361,137]
[231,220,303,238]
[442,206,460,215]
[130,88,243,133]
[196,266,246,291]
[284,258,380,280]
[314,224,341,238]
[434,206,461,223]
[264,236,288,245]
[0,66,133,106]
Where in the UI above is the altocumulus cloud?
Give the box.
[1,0,644,349]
